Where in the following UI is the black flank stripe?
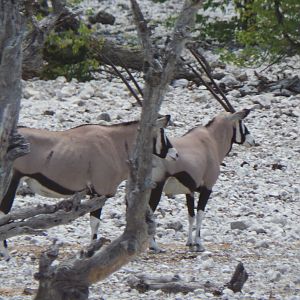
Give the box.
[27,173,76,195]
[172,171,197,192]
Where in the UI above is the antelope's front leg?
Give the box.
[186,193,195,248]
[194,187,211,252]
[0,239,10,261]
[194,210,205,252]
[148,181,165,253]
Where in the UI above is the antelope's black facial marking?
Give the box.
[153,128,176,159]
[232,121,250,145]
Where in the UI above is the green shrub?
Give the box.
[195,0,300,66]
[42,23,102,81]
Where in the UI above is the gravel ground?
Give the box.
[0,1,299,299]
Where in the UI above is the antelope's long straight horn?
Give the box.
[181,56,230,112]
[101,54,143,107]
[189,47,236,113]
[116,57,144,99]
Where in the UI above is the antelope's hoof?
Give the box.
[195,244,205,252]
[0,252,11,262]
[149,247,166,254]
[187,243,205,252]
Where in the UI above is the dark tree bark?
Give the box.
[33,1,204,299]
[0,0,29,200]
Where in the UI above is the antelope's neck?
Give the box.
[110,125,138,156]
[208,122,234,163]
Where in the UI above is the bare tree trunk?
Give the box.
[0,0,29,200]
[33,1,204,299]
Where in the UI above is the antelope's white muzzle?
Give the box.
[244,134,255,147]
[166,147,179,161]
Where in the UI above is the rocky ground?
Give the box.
[0,1,300,299]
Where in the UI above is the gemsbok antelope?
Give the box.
[148,47,256,252]
[149,109,255,252]
[0,115,178,260]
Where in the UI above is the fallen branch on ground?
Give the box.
[0,192,107,241]
[127,262,248,295]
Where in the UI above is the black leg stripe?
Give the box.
[186,194,195,217]
[149,181,165,212]
[197,187,212,211]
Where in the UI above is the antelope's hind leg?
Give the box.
[194,186,211,252]
[186,193,195,248]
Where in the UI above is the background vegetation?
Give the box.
[37,0,300,80]
[196,0,300,66]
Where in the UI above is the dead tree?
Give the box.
[32,1,204,299]
[0,0,29,200]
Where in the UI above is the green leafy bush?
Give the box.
[195,0,300,66]
[42,23,102,81]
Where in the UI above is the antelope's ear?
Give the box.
[155,114,171,128]
[228,109,250,121]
